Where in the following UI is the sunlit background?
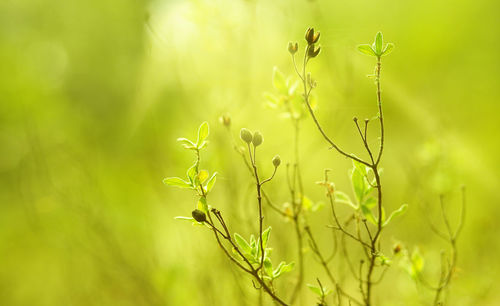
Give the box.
[1,0,499,305]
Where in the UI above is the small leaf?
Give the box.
[234,233,252,255]
[264,257,273,277]
[177,137,196,149]
[186,164,197,185]
[357,44,376,56]
[382,43,394,56]
[274,261,294,278]
[311,201,324,212]
[307,284,323,297]
[351,168,367,203]
[374,32,383,55]
[383,204,408,227]
[272,67,287,94]
[361,204,377,225]
[197,170,209,184]
[205,172,217,193]
[174,216,195,221]
[263,92,279,108]
[261,227,272,249]
[197,197,208,213]
[334,191,357,209]
[163,177,192,189]
[197,122,209,146]
[302,196,313,211]
[363,197,377,209]
[410,248,425,279]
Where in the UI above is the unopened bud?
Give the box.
[288,41,298,54]
[252,131,263,147]
[353,117,358,122]
[219,114,231,127]
[307,45,321,58]
[240,128,253,144]
[272,155,281,167]
[393,244,402,254]
[192,209,206,222]
[305,27,320,45]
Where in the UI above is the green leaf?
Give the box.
[363,197,377,209]
[351,167,367,203]
[174,216,195,221]
[197,170,209,184]
[302,196,313,211]
[263,92,279,108]
[374,32,383,55]
[187,163,197,185]
[261,227,271,249]
[334,191,357,209]
[264,257,273,277]
[273,261,294,278]
[197,197,208,213]
[311,201,324,212]
[410,248,425,279]
[307,284,323,297]
[205,172,217,193]
[357,44,376,56]
[197,122,209,146]
[272,67,287,94]
[383,204,408,227]
[177,137,196,149]
[361,204,377,225]
[163,177,192,189]
[280,261,294,273]
[382,43,394,56]
[234,233,252,255]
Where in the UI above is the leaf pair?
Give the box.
[177,122,209,150]
[358,32,394,58]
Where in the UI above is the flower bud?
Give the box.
[305,27,320,45]
[240,128,253,144]
[393,244,402,254]
[307,45,321,58]
[353,117,358,122]
[272,155,281,167]
[192,209,206,222]
[252,131,263,147]
[219,114,231,127]
[288,41,298,54]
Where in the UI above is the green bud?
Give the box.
[192,209,206,222]
[252,131,263,147]
[240,128,253,144]
[288,41,298,54]
[272,155,281,167]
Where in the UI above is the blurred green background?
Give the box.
[1,0,499,305]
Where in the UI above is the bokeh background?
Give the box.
[1,0,499,305]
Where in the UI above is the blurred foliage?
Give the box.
[0,0,499,305]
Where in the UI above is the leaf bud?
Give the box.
[252,131,263,147]
[240,128,253,144]
[272,155,281,167]
[192,209,206,222]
